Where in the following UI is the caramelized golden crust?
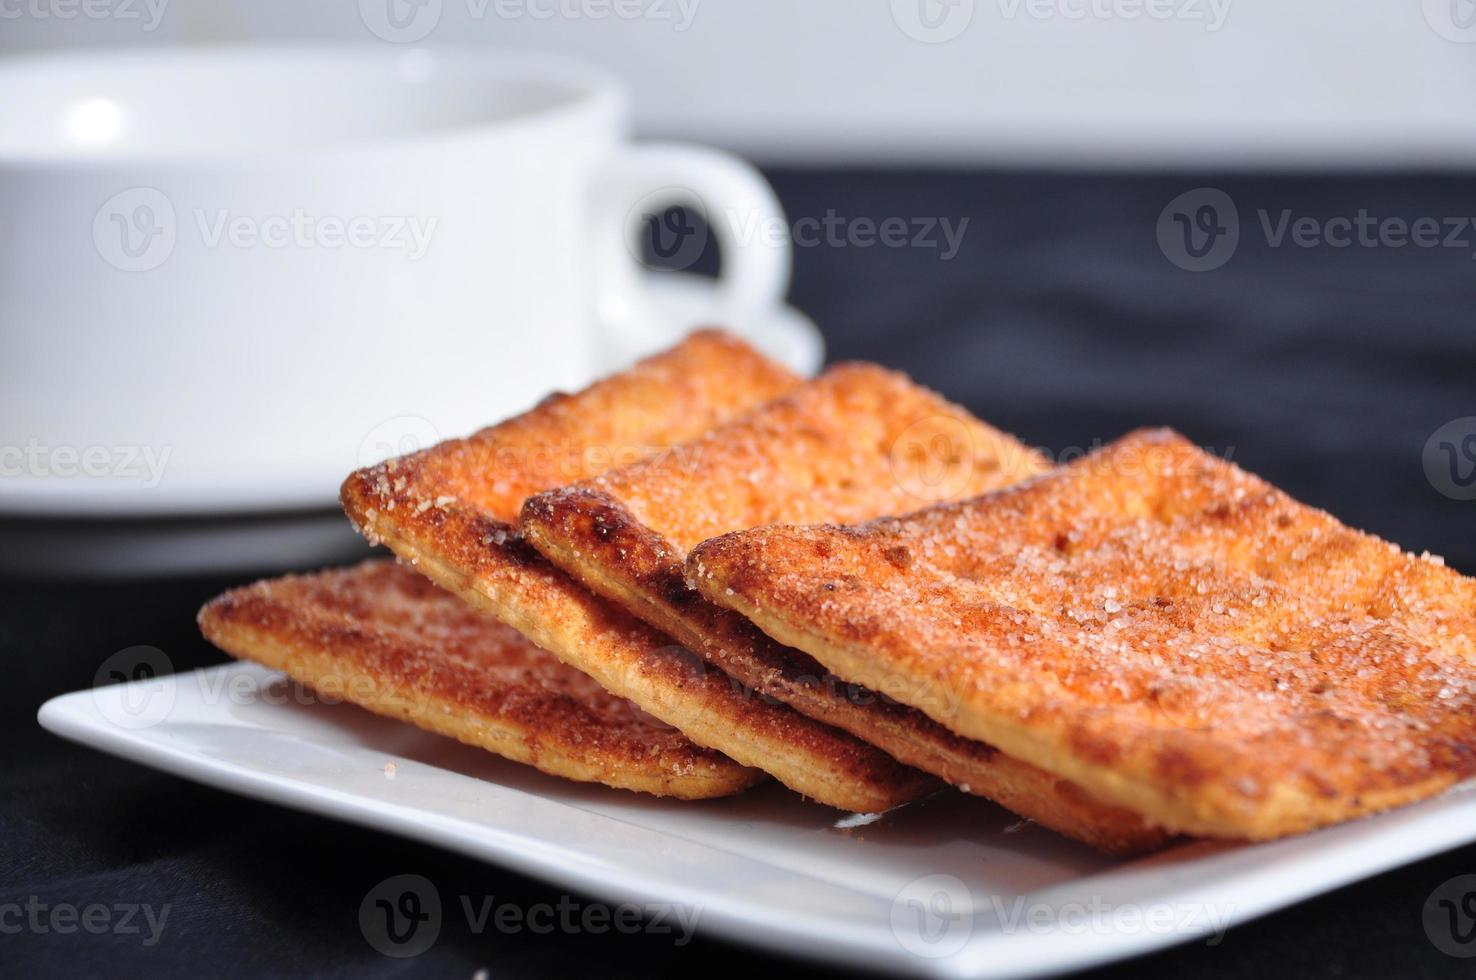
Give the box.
[532,363,1052,547]
[358,329,809,525]
[521,365,1163,852]
[198,561,760,799]
[341,331,936,812]
[690,429,1476,839]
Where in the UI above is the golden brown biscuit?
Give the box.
[341,331,937,812]
[521,364,1164,852]
[199,560,760,798]
[690,428,1476,839]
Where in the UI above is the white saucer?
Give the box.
[0,276,822,521]
[0,511,371,579]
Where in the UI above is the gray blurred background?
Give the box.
[5,0,1476,169]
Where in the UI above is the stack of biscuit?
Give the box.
[201,330,1476,854]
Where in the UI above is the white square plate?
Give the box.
[39,663,1476,978]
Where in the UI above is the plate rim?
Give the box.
[38,663,1476,979]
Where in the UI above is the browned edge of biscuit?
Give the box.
[339,481,941,813]
[198,563,761,799]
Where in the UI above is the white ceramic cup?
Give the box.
[0,45,805,516]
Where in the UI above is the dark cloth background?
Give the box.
[5,170,1475,977]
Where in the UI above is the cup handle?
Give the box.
[585,141,792,360]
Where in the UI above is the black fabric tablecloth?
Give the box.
[6,170,1475,978]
